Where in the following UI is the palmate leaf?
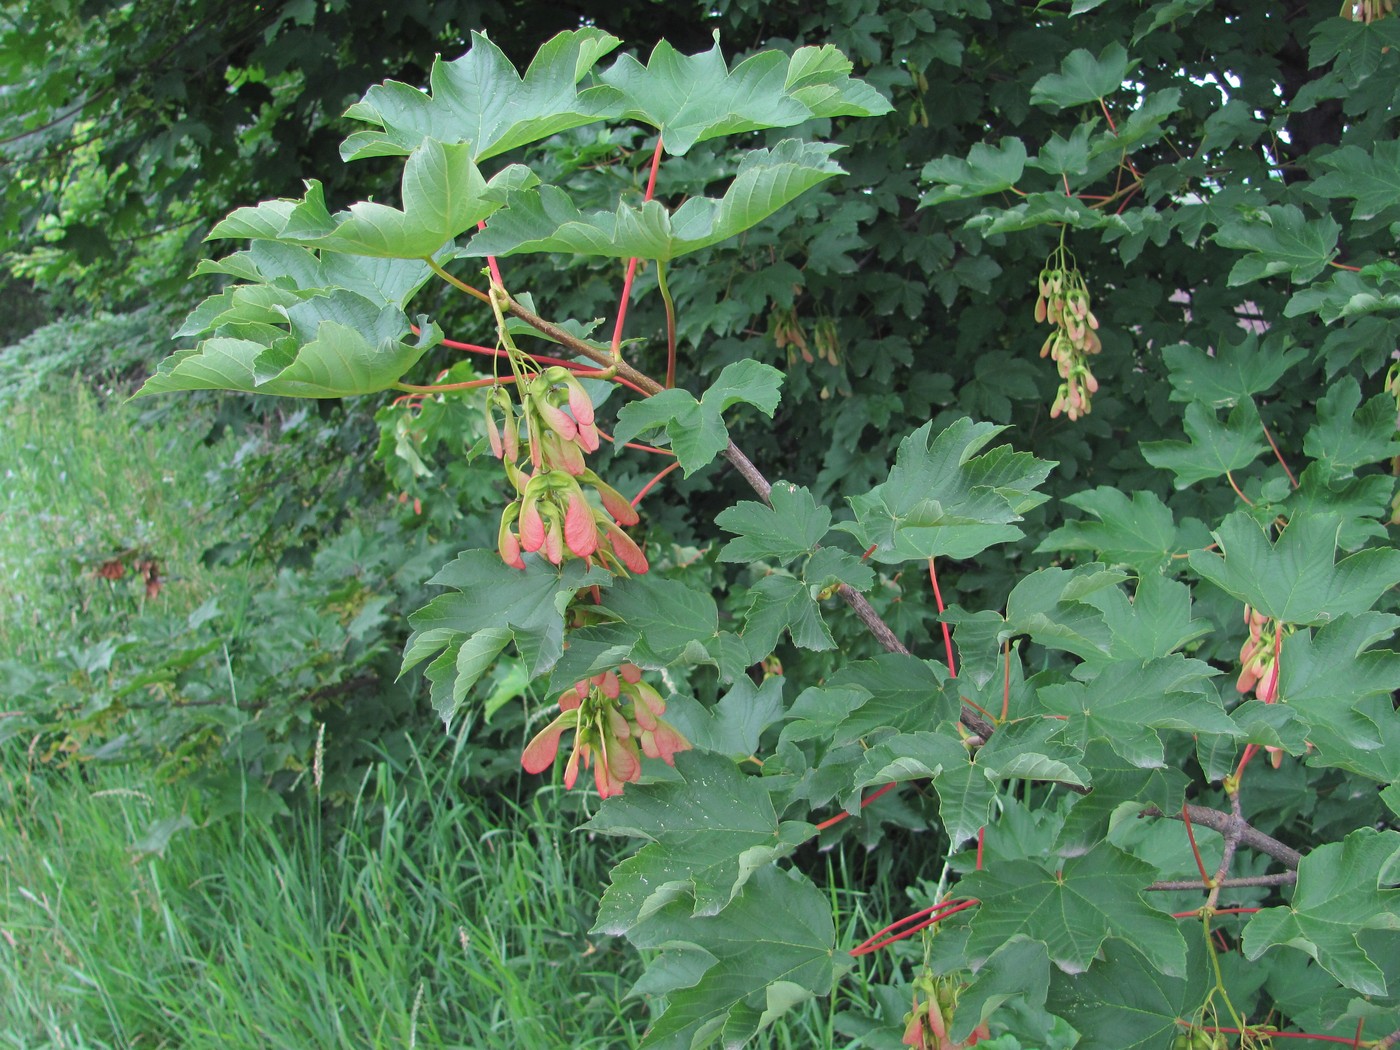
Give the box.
[1312,141,1400,220]
[1159,334,1307,408]
[716,482,830,565]
[191,241,437,310]
[835,418,1055,564]
[1302,376,1400,480]
[738,574,835,654]
[781,654,957,747]
[401,552,607,723]
[1038,654,1234,768]
[1048,939,1209,1050]
[919,137,1027,207]
[1140,397,1267,487]
[208,146,534,258]
[1029,42,1135,108]
[959,840,1187,977]
[339,28,622,161]
[1281,613,1400,759]
[599,37,891,155]
[588,752,814,935]
[135,290,442,398]
[1214,204,1341,285]
[663,677,786,762]
[612,360,783,475]
[468,140,843,261]
[1243,828,1400,996]
[1036,487,1194,572]
[624,865,846,1050]
[1189,512,1400,624]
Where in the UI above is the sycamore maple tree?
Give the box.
[141,10,1400,1049]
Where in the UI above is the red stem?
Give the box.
[631,459,682,507]
[417,327,653,397]
[1182,804,1211,885]
[610,137,665,356]
[849,899,980,956]
[976,826,985,871]
[927,557,957,678]
[477,220,504,287]
[1261,419,1299,488]
[814,782,896,832]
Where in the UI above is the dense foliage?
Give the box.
[10,0,1400,1046]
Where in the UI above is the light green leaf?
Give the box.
[599,37,890,155]
[952,939,1051,1043]
[469,140,843,260]
[611,361,783,476]
[1048,939,1208,1050]
[339,28,623,161]
[836,418,1054,563]
[1243,828,1400,995]
[1029,43,1135,109]
[919,137,1027,207]
[664,677,786,761]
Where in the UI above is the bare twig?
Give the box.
[1145,872,1297,892]
[1143,804,1303,870]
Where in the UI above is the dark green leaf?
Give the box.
[1214,204,1341,285]
[1037,487,1187,572]
[1243,828,1400,996]
[1302,376,1400,480]
[1189,512,1400,624]
[1140,398,1267,487]
[1030,43,1135,108]
[1159,334,1307,407]
[740,574,835,653]
[716,482,831,564]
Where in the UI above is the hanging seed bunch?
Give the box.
[901,971,990,1050]
[1238,604,1290,767]
[486,366,649,575]
[1035,244,1102,422]
[1342,0,1392,22]
[521,664,691,797]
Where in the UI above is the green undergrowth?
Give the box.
[0,738,648,1049]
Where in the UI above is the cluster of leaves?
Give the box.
[113,3,1400,1049]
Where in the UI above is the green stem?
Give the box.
[657,260,677,389]
[424,256,491,303]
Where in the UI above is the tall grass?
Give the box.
[0,736,648,1049]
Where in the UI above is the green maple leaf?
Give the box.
[959,841,1187,977]
[663,677,786,761]
[1188,512,1400,624]
[1243,828,1400,995]
[588,752,814,935]
[716,482,831,564]
[1140,398,1267,487]
[1081,574,1213,663]
[780,654,957,747]
[190,241,436,310]
[1312,141,1400,221]
[1282,614,1400,758]
[802,547,875,594]
[612,360,783,476]
[1214,204,1341,285]
[339,28,622,161]
[847,730,992,843]
[739,574,835,653]
[624,864,846,1050]
[836,418,1054,564]
[1302,376,1400,480]
[401,552,607,723]
[136,291,442,399]
[1308,17,1400,89]
[1038,655,1234,768]
[1030,43,1135,108]
[919,137,1027,206]
[468,141,843,261]
[975,716,1091,789]
[952,938,1051,1043]
[1048,939,1208,1050]
[1159,334,1307,407]
[210,149,534,258]
[1037,487,1197,572]
[998,564,1126,660]
[595,573,721,665]
[599,37,890,155]
[1286,270,1400,324]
